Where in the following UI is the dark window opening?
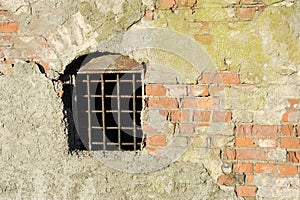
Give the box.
[75,72,143,151]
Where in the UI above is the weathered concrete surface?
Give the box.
[0,62,238,199]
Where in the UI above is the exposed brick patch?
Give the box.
[235,137,253,147]
[0,22,19,33]
[277,165,298,175]
[236,185,257,197]
[280,138,300,149]
[236,8,256,18]
[255,163,274,174]
[236,149,265,160]
[234,162,254,173]
[147,134,167,146]
[217,175,236,186]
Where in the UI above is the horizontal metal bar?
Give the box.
[84,95,102,98]
[92,142,104,145]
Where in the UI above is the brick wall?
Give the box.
[221,99,300,197]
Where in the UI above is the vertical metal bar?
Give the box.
[101,74,106,150]
[117,74,121,150]
[132,73,137,151]
[87,75,92,151]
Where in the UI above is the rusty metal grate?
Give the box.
[75,55,144,151]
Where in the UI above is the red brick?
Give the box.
[289,151,300,162]
[237,125,253,135]
[278,165,298,175]
[190,85,209,97]
[146,84,166,96]
[193,111,211,122]
[170,110,190,121]
[197,98,213,108]
[177,0,197,7]
[159,110,169,118]
[255,163,274,174]
[158,0,176,8]
[210,86,225,96]
[220,73,240,84]
[181,98,197,108]
[282,125,293,136]
[280,138,300,149]
[223,149,236,160]
[235,137,253,147]
[236,185,257,197]
[180,123,194,134]
[252,125,278,136]
[0,22,19,33]
[281,112,289,122]
[194,34,212,45]
[258,138,277,148]
[217,175,236,186]
[212,111,232,122]
[296,125,300,136]
[246,174,254,185]
[147,134,167,146]
[236,149,265,160]
[237,8,256,18]
[234,162,254,173]
[148,98,178,109]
